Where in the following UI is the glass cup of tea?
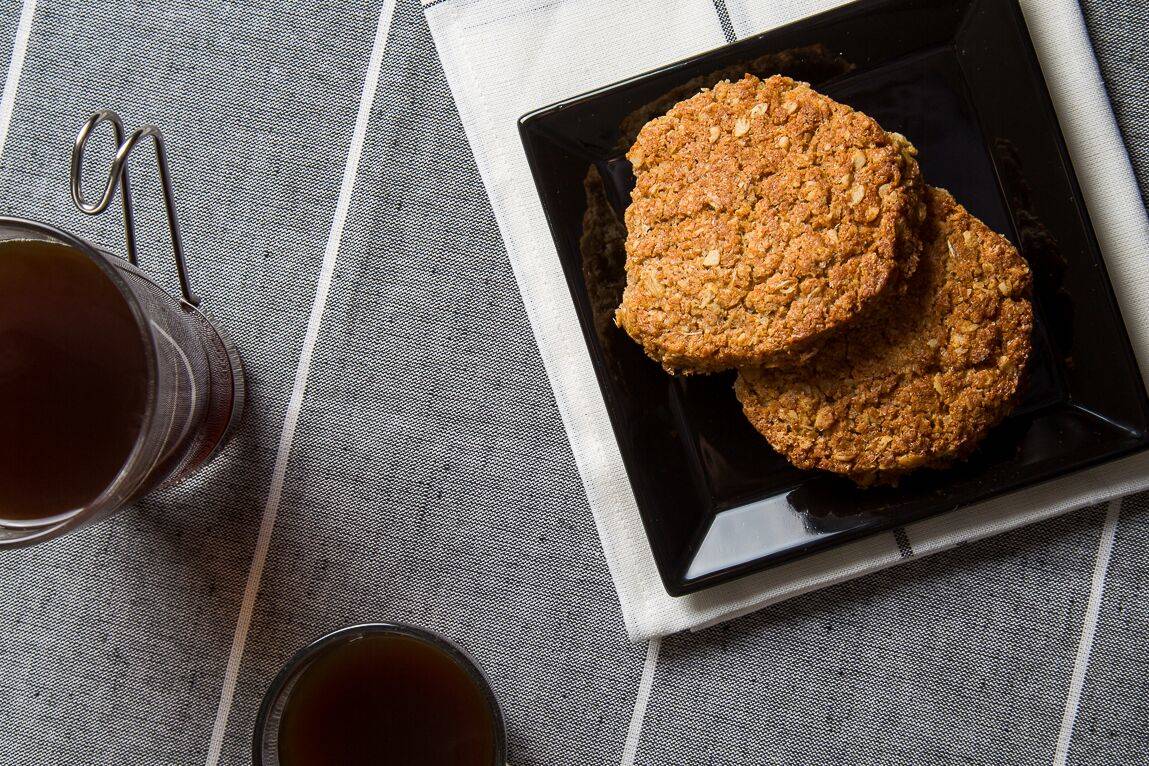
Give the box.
[254,624,507,766]
[0,112,244,546]
[0,217,243,545]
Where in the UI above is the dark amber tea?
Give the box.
[0,239,148,521]
[276,631,499,766]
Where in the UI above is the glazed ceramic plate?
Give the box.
[518,0,1149,596]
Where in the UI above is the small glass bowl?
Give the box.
[252,623,506,765]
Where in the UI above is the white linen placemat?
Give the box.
[422,0,1149,641]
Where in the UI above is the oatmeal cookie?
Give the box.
[735,187,1033,485]
[616,74,926,373]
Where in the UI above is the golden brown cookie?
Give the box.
[616,74,925,373]
[735,187,1033,485]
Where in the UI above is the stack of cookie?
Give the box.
[615,74,1033,485]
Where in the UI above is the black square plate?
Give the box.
[519,0,1149,596]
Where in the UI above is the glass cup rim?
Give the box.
[0,216,162,541]
[252,622,508,766]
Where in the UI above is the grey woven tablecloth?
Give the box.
[0,1,1146,764]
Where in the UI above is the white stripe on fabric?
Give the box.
[0,0,36,160]
[1052,498,1122,766]
[201,2,397,763]
[619,638,661,766]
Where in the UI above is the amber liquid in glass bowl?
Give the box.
[0,239,147,522]
[275,631,499,766]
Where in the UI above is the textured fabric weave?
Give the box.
[0,1,1145,764]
